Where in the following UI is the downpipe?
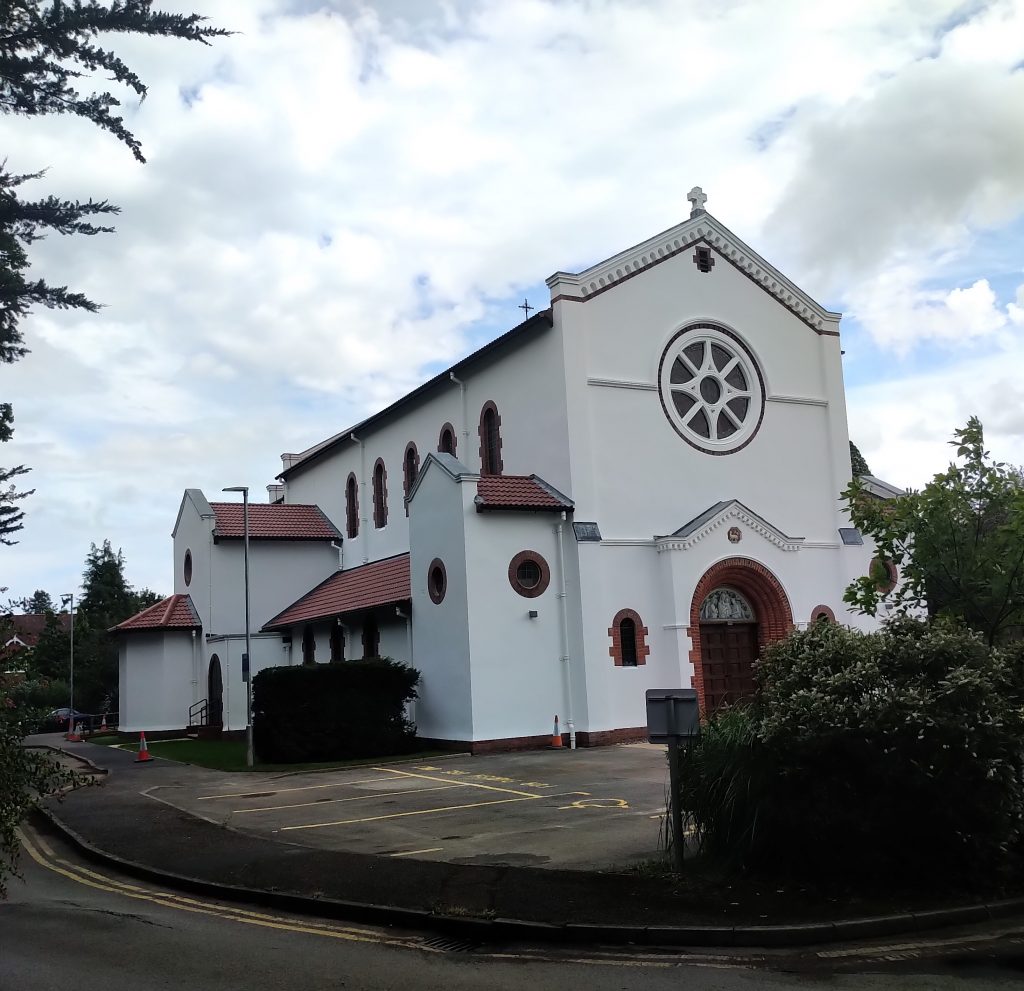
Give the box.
[555,511,576,749]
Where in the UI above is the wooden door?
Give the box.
[700,624,757,712]
[208,654,223,726]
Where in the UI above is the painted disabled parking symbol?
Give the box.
[558,797,630,810]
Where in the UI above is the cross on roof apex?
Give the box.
[687,185,707,217]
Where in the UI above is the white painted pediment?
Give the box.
[655,499,804,553]
[546,205,841,335]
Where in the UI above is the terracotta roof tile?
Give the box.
[3,612,72,647]
[111,594,201,633]
[263,554,410,630]
[210,502,340,541]
[475,474,573,512]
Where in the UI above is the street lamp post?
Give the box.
[60,593,75,738]
[222,486,253,768]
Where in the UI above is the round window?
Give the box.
[658,324,765,454]
[508,551,550,598]
[870,558,898,593]
[427,558,447,605]
[183,549,193,587]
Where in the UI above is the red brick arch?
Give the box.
[688,557,793,714]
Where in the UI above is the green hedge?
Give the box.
[679,617,1024,885]
[253,658,420,763]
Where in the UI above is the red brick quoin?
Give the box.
[608,608,651,667]
[687,558,793,715]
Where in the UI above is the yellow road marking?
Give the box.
[195,775,394,801]
[559,798,630,810]
[18,829,420,949]
[282,795,539,830]
[374,765,542,798]
[233,783,462,814]
[388,847,443,858]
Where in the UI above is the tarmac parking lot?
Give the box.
[148,744,673,870]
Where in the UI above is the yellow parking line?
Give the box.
[195,775,393,801]
[233,784,462,813]
[388,847,443,858]
[282,795,539,831]
[373,765,542,798]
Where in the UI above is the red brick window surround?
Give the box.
[508,550,550,598]
[428,558,447,604]
[870,557,898,594]
[183,548,192,587]
[372,458,388,529]
[330,623,345,662]
[302,626,315,665]
[345,473,359,539]
[478,401,503,476]
[362,616,380,659]
[403,442,420,515]
[810,604,837,624]
[438,422,457,457]
[608,608,650,667]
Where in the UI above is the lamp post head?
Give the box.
[222,486,249,495]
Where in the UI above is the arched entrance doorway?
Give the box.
[688,558,792,714]
[208,654,223,726]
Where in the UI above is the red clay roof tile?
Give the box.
[210,502,340,541]
[475,474,573,512]
[263,554,411,630]
[111,594,201,633]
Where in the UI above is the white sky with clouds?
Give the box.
[3,0,1024,601]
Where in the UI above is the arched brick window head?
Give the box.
[478,401,503,476]
[373,459,388,528]
[810,605,836,624]
[403,443,419,516]
[302,626,315,665]
[608,608,650,667]
[438,423,457,457]
[346,473,359,539]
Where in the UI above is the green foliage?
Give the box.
[849,440,871,477]
[253,659,421,764]
[22,589,53,612]
[0,1,229,535]
[679,618,1024,885]
[844,417,1024,646]
[0,684,80,896]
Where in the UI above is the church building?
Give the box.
[115,189,886,749]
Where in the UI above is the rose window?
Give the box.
[658,324,764,454]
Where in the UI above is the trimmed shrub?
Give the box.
[679,617,1024,884]
[253,658,420,763]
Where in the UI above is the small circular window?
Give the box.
[508,551,550,598]
[870,558,898,593]
[427,558,447,604]
[183,549,193,587]
[658,323,765,454]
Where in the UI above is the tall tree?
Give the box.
[844,417,1024,646]
[0,1,229,536]
[849,441,871,478]
[21,588,53,612]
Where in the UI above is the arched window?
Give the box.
[619,618,638,667]
[373,459,387,528]
[403,442,419,515]
[362,616,380,659]
[302,626,316,665]
[330,623,345,662]
[346,473,359,539]
[438,422,457,456]
[478,401,502,476]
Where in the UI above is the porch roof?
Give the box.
[111,594,201,634]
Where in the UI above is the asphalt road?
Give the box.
[3,824,1023,990]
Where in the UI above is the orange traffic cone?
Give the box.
[135,732,153,763]
[550,715,563,749]
[66,721,82,743]
[99,714,108,733]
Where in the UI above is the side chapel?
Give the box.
[115,189,888,749]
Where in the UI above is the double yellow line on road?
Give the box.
[17,826,425,950]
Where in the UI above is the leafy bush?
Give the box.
[679,618,1024,885]
[253,658,420,763]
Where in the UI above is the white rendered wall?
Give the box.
[118,632,195,732]
[283,322,572,570]
[407,460,473,742]
[172,493,215,630]
[207,633,290,732]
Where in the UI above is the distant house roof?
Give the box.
[2,612,72,649]
[111,594,201,634]
[209,502,341,542]
[474,474,573,512]
[860,474,906,500]
[277,308,553,481]
[263,554,411,631]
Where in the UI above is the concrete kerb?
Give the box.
[25,744,109,777]
[26,745,1024,950]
